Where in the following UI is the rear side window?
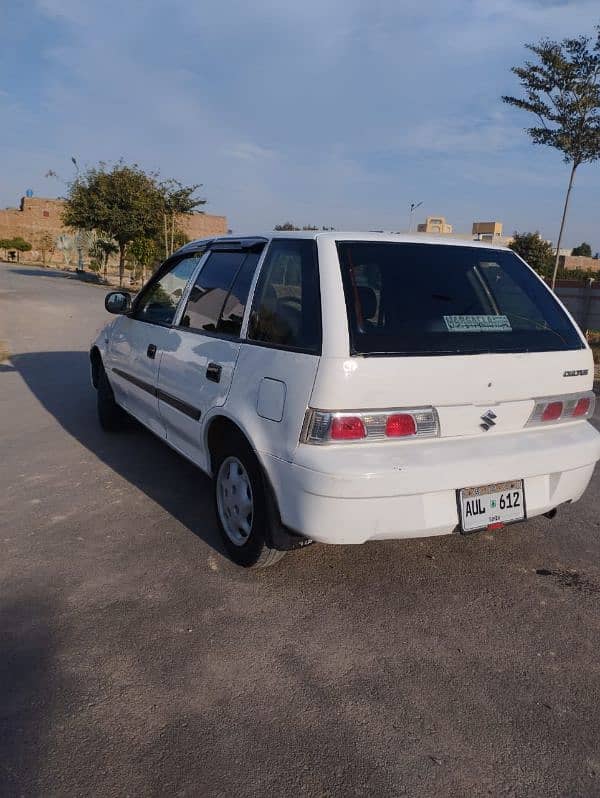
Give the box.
[248,239,321,353]
[337,241,583,356]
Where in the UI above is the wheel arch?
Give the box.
[205,413,259,475]
[205,413,311,551]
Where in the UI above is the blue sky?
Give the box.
[1,0,598,247]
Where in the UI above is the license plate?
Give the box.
[459,480,525,533]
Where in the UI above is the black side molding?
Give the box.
[111,368,201,421]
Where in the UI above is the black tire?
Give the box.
[97,364,129,432]
[213,432,285,569]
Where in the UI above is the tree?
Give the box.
[509,231,554,277]
[9,236,32,262]
[128,236,159,284]
[38,232,55,266]
[0,238,13,260]
[503,27,600,289]
[572,242,592,257]
[274,222,335,231]
[63,161,164,286]
[90,237,119,281]
[160,180,205,257]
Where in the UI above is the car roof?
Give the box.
[177,231,512,254]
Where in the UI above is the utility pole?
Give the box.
[408,201,423,233]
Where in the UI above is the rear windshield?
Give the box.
[337,242,583,356]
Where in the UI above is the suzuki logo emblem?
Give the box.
[480,409,497,431]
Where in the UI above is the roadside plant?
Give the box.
[38,232,55,266]
[90,237,119,281]
[571,242,593,257]
[7,236,32,262]
[160,179,205,257]
[509,231,554,278]
[128,236,159,284]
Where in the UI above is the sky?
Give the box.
[0,0,598,248]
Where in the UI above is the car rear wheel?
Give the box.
[213,435,285,569]
[97,364,129,432]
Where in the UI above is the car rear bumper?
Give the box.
[261,422,600,544]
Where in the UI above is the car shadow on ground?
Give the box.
[10,349,227,559]
[0,594,62,796]
[4,266,75,279]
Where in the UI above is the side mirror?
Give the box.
[105,291,132,314]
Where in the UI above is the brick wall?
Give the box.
[180,212,228,239]
[559,254,600,273]
[0,197,228,264]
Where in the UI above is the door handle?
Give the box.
[147,344,157,359]
[206,362,222,383]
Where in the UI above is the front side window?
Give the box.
[216,252,261,337]
[337,242,583,356]
[248,239,321,353]
[134,254,202,326]
[179,251,246,332]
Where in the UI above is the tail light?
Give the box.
[331,416,366,440]
[527,391,595,427]
[302,407,439,444]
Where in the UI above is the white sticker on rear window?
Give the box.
[444,315,512,332]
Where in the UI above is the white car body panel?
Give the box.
[92,231,600,545]
[206,344,319,464]
[157,328,242,468]
[106,316,171,438]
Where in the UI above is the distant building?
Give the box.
[413,216,514,247]
[472,221,503,241]
[559,254,600,274]
[417,216,453,234]
[0,196,228,264]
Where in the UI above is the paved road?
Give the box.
[2,262,600,798]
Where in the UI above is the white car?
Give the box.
[91,232,600,568]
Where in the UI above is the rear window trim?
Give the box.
[336,240,585,358]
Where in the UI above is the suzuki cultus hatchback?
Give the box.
[91,233,600,567]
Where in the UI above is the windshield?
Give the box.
[337,241,584,356]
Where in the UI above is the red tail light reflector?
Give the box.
[526,391,595,427]
[541,401,563,421]
[330,416,366,440]
[573,397,591,417]
[385,413,417,437]
[302,407,439,444]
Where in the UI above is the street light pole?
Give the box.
[408,201,423,233]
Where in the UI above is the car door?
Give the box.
[106,252,204,437]
[156,242,265,467]
[225,237,323,464]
